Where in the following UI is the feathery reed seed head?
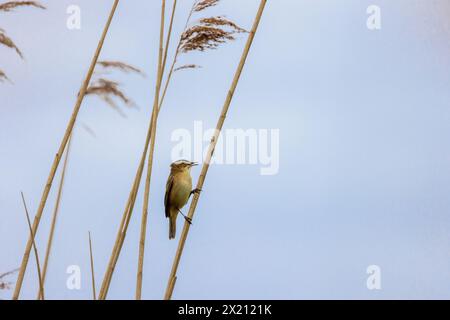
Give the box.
[86,78,134,115]
[180,24,238,53]
[179,7,246,54]
[0,28,23,58]
[0,1,45,83]
[194,0,220,12]
[199,16,248,33]
[97,61,145,76]
[0,1,45,12]
[174,64,202,72]
[84,61,143,116]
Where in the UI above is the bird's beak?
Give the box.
[191,162,198,167]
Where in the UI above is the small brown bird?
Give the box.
[164,160,200,240]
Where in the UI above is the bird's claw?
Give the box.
[191,188,202,196]
[184,216,193,225]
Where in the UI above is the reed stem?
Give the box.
[136,0,176,300]
[13,0,119,300]
[98,104,157,299]
[98,0,167,300]
[88,232,96,300]
[37,134,72,299]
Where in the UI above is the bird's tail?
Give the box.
[169,210,177,240]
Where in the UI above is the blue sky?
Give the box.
[1,0,450,299]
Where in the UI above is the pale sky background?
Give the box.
[1,0,450,300]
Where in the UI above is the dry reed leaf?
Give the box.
[199,16,248,33]
[97,61,145,76]
[0,1,45,12]
[0,28,23,58]
[174,64,202,72]
[194,0,220,12]
[180,25,234,52]
[0,2,45,84]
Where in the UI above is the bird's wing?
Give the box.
[164,175,174,218]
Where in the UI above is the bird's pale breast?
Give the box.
[170,172,192,209]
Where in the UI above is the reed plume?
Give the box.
[86,79,133,117]
[193,0,219,12]
[87,79,132,104]
[0,28,23,58]
[164,0,267,300]
[179,17,247,53]
[173,64,201,72]
[97,61,145,76]
[13,0,120,300]
[159,0,246,111]
[0,269,18,290]
[85,61,144,117]
[38,135,72,299]
[0,1,45,81]
[0,1,45,12]
[0,69,10,82]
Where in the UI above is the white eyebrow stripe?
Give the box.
[172,160,192,166]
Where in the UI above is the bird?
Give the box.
[164,160,201,240]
